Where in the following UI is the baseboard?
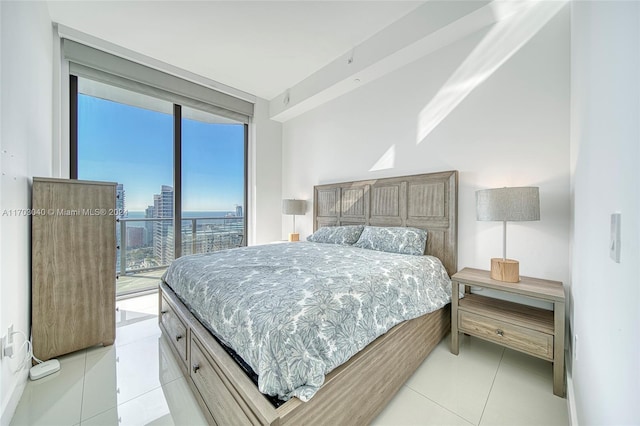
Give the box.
[0,368,28,426]
[567,368,579,426]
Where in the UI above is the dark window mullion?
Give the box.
[174,104,182,259]
[69,75,78,179]
[243,123,249,246]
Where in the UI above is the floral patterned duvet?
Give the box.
[162,241,452,402]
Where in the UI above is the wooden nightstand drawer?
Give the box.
[459,310,553,360]
[451,268,565,397]
[160,296,188,363]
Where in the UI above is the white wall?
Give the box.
[0,8,281,422]
[251,98,283,245]
[282,6,570,289]
[570,2,640,425]
[0,1,53,424]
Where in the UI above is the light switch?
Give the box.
[610,213,621,263]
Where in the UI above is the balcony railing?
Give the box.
[115,216,244,295]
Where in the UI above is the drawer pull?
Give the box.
[175,334,183,341]
[192,363,200,374]
[496,329,504,337]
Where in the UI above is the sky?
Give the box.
[77,94,245,212]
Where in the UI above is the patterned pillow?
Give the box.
[353,226,427,256]
[306,225,365,245]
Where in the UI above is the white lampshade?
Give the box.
[475,186,540,283]
[282,199,306,242]
[476,187,540,222]
[282,199,306,215]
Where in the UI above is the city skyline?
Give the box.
[77,93,245,211]
[117,182,245,273]
[118,183,243,215]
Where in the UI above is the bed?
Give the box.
[159,170,458,425]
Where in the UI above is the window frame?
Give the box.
[69,74,249,265]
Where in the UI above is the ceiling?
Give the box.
[47,1,425,100]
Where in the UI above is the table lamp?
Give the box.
[282,199,306,242]
[476,186,540,283]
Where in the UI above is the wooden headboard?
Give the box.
[313,170,458,276]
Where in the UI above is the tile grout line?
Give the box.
[78,346,121,424]
[110,322,161,350]
[404,384,475,425]
[79,331,182,423]
[478,347,505,426]
[78,349,88,426]
[79,376,186,424]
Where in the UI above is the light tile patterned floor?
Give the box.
[10,293,569,425]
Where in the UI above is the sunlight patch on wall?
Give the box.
[369,145,396,172]
[416,0,567,145]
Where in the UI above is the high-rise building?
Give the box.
[144,205,155,246]
[127,227,144,249]
[153,185,174,265]
[116,184,125,216]
[235,205,243,218]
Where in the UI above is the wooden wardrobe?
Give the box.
[31,178,117,361]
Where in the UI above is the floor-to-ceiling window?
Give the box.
[71,76,247,296]
[181,106,246,256]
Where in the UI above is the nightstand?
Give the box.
[451,267,565,397]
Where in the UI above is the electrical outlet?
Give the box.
[1,324,15,359]
[573,334,578,360]
[1,334,14,359]
[3,343,13,358]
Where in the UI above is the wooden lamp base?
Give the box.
[288,233,300,242]
[490,258,519,283]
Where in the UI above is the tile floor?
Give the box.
[10,293,569,426]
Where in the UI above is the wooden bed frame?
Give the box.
[159,170,458,425]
